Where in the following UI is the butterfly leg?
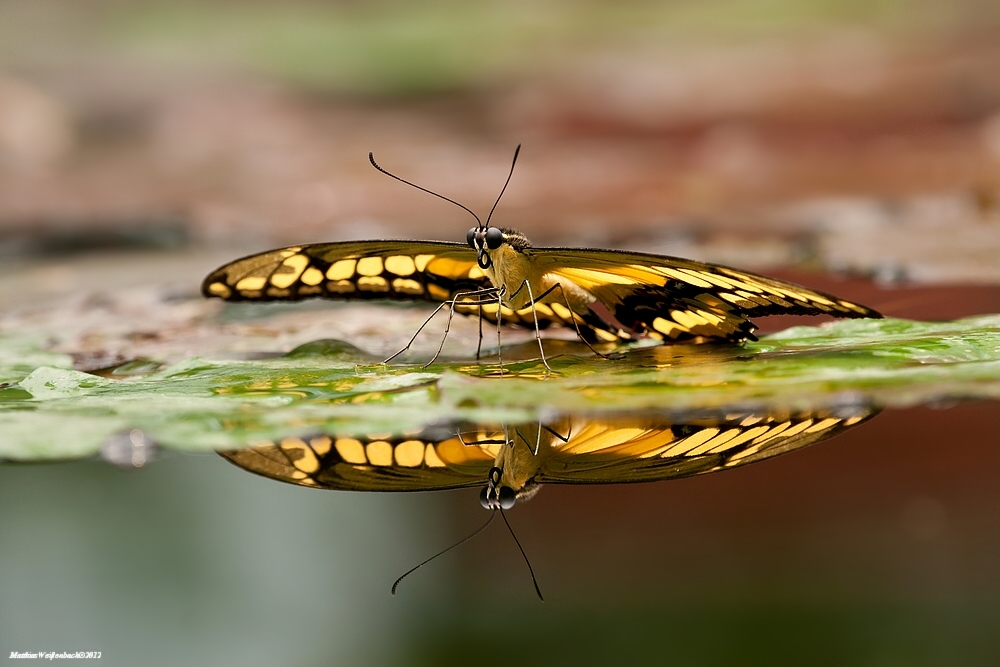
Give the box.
[424,287,501,368]
[384,286,497,365]
[496,285,505,376]
[509,281,610,360]
[512,421,569,456]
[383,300,452,364]
[514,424,542,456]
[475,304,484,360]
[423,297,461,368]
[456,432,507,447]
[508,280,553,374]
[549,282,611,359]
[541,423,572,442]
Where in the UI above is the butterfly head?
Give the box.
[480,465,517,510]
[467,226,531,270]
[467,226,505,269]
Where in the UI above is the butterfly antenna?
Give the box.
[500,508,544,601]
[391,512,495,596]
[484,144,521,230]
[369,152,483,228]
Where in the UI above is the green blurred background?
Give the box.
[2,1,1000,665]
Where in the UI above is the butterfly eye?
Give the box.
[467,228,478,249]
[498,486,516,510]
[479,486,491,509]
[485,227,503,250]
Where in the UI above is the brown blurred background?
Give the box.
[2,0,1000,282]
[1,1,999,665]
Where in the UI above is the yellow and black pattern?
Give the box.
[202,241,488,304]
[200,240,570,330]
[220,428,501,492]
[220,408,876,494]
[532,409,876,485]
[529,246,880,343]
[203,237,881,345]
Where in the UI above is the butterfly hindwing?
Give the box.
[528,247,880,343]
[529,409,877,485]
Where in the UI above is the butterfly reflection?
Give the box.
[220,405,879,505]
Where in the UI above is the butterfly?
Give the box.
[202,147,881,368]
[220,407,877,598]
[220,408,878,508]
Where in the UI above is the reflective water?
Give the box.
[1,281,999,666]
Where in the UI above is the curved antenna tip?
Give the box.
[367,150,482,228]
[485,144,523,230]
[390,512,495,598]
[500,508,544,602]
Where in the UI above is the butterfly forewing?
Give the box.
[220,429,501,492]
[202,241,491,304]
[201,240,584,333]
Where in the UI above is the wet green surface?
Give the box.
[2,315,998,461]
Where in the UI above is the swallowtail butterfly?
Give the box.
[202,148,880,365]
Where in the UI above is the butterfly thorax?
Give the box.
[482,228,596,314]
[484,244,533,308]
[493,424,553,503]
[479,229,530,304]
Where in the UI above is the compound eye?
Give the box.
[479,486,491,509]
[467,228,478,249]
[485,227,503,250]
[498,486,516,510]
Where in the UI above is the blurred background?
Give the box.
[1,0,1000,664]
